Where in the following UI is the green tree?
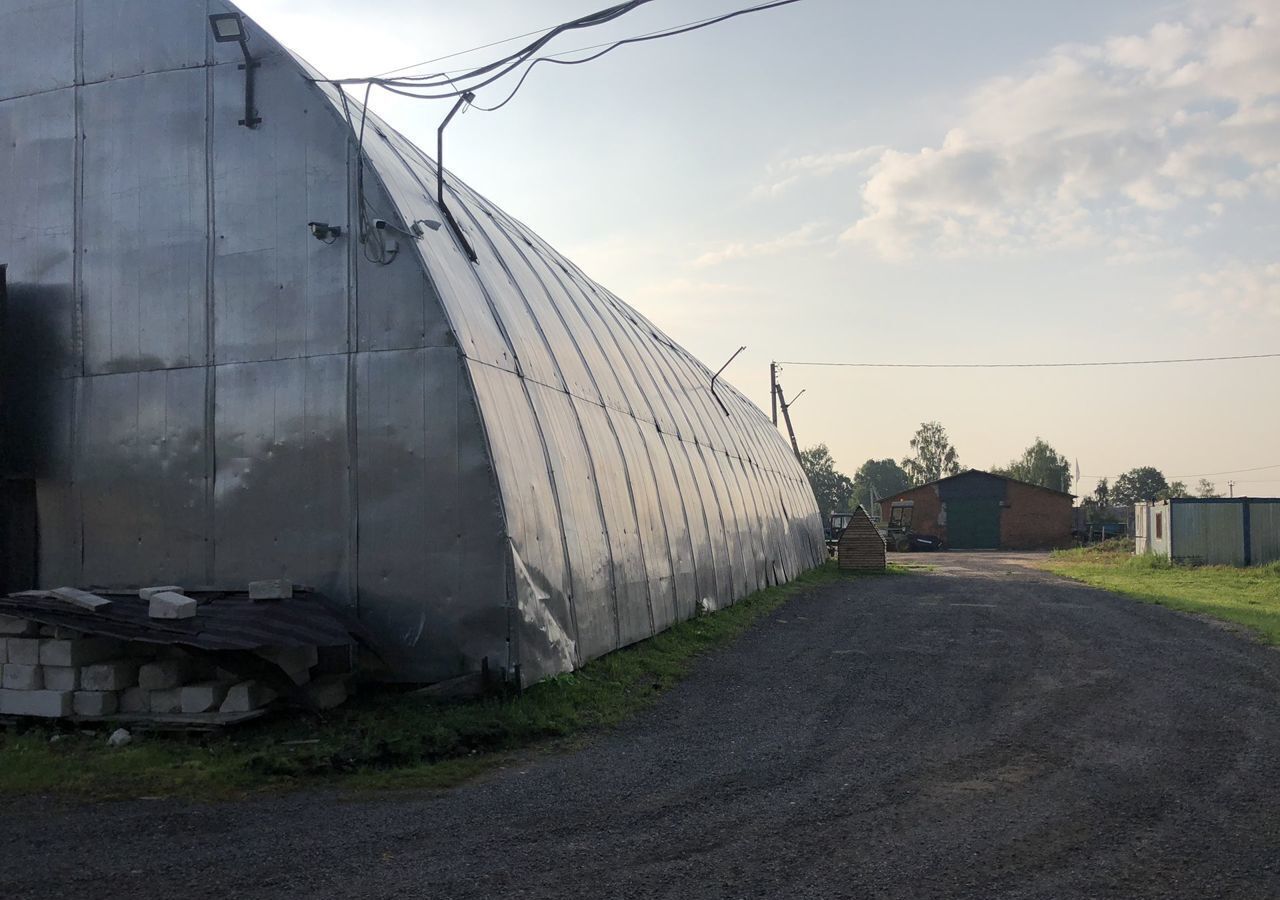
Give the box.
[1093,477,1110,505]
[902,421,961,486]
[1196,478,1220,498]
[798,444,854,525]
[991,437,1072,492]
[1112,467,1168,505]
[849,458,910,512]
[1161,480,1190,499]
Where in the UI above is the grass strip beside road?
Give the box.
[1045,547,1280,644]
[0,562,898,800]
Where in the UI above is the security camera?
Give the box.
[373,219,389,230]
[410,219,443,237]
[308,222,342,241]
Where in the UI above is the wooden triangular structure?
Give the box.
[837,506,886,571]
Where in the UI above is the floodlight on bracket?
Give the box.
[209,13,261,129]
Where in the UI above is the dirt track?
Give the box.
[4,552,1280,899]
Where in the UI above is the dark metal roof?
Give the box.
[882,469,1076,501]
[0,590,363,651]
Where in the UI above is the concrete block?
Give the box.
[43,666,81,691]
[73,691,118,717]
[148,591,197,620]
[249,579,292,600]
[0,615,40,636]
[138,658,190,690]
[219,680,278,713]
[0,637,6,663]
[256,646,317,686]
[39,637,124,667]
[139,585,183,601]
[8,638,41,666]
[304,675,348,710]
[81,660,139,691]
[0,689,73,718]
[149,688,183,714]
[180,681,228,714]
[3,663,44,691]
[50,587,112,611]
[38,625,82,639]
[119,687,149,713]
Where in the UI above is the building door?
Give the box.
[946,498,1001,549]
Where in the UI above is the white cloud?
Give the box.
[691,223,831,267]
[767,3,1280,260]
[750,147,884,198]
[1174,261,1280,320]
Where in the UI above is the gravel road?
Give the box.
[4,552,1280,899]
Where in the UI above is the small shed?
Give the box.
[837,507,886,570]
[879,470,1074,550]
[1135,498,1280,566]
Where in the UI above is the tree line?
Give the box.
[798,421,1211,524]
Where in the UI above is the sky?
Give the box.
[237,0,1280,499]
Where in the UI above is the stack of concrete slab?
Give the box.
[0,611,347,720]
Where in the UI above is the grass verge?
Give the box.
[1044,547,1280,643]
[0,562,898,801]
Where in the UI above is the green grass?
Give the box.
[0,562,898,800]
[1044,547,1280,643]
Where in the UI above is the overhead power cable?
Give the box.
[1082,463,1280,480]
[775,351,1280,369]
[313,0,806,110]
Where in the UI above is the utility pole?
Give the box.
[1229,480,1235,497]
[774,379,803,461]
[770,361,778,426]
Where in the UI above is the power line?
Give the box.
[374,22,565,79]
[775,351,1280,369]
[315,0,806,110]
[1082,463,1280,481]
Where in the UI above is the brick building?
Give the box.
[879,470,1073,550]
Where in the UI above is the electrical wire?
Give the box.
[374,21,566,78]
[313,0,806,110]
[775,352,1280,369]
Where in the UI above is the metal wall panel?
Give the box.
[1171,500,1244,565]
[81,0,209,83]
[78,367,207,585]
[80,68,208,374]
[0,0,75,102]
[212,354,350,598]
[1249,501,1280,565]
[0,90,77,378]
[212,57,348,363]
[354,346,506,681]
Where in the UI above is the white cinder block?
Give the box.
[43,666,81,691]
[219,680,278,713]
[73,691,118,717]
[138,659,189,690]
[2,664,44,691]
[149,688,183,714]
[148,591,197,620]
[0,689,73,718]
[248,578,293,600]
[139,585,184,601]
[0,615,40,636]
[81,660,139,691]
[7,638,41,666]
[119,687,149,713]
[180,681,229,714]
[38,637,124,667]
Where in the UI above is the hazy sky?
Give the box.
[238,0,1280,498]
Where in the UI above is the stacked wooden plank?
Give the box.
[837,507,886,571]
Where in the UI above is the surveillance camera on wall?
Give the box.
[307,221,342,241]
